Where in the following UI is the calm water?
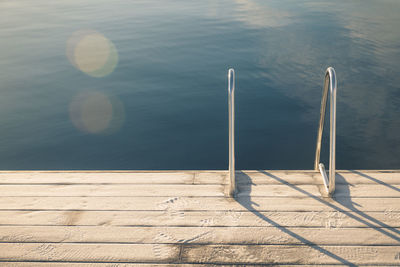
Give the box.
[0,0,399,170]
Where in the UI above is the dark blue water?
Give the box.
[1,0,399,170]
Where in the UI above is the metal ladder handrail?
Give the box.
[228,68,235,197]
[314,67,337,196]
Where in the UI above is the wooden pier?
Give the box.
[0,170,399,266]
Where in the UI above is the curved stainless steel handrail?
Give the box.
[314,67,337,196]
[228,68,235,197]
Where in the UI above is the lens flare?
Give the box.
[66,30,118,77]
[70,91,125,134]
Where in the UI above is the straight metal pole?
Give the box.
[228,68,235,197]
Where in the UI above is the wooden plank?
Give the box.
[237,184,400,198]
[0,226,399,245]
[0,183,397,197]
[0,243,398,265]
[0,184,314,197]
[0,263,353,267]
[239,184,400,198]
[336,171,400,184]
[0,264,241,267]
[0,184,226,197]
[195,171,316,184]
[0,172,194,184]
[0,264,183,267]
[197,170,400,185]
[0,243,179,263]
[323,184,400,198]
[1,210,399,228]
[1,170,400,185]
[181,244,400,265]
[1,196,400,212]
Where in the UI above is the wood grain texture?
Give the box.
[0,170,399,265]
[1,170,399,185]
[0,263,356,267]
[0,243,180,262]
[198,170,400,185]
[0,226,399,245]
[0,172,195,184]
[1,210,399,227]
[0,243,399,265]
[0,184,225,197]
[0,264,254,267]
[181,244,400,265]
[0,183,398,197]
[2,196,399,211]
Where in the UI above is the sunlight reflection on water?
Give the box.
[66,30,118,77]
[69,91,125,134]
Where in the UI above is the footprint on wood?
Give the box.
[158,197,186,219]
[321,211,345,229]
[225,209,242,224]
[152,232,176,259]
[200,218,215,226]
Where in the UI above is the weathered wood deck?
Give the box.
[0,170,399,266]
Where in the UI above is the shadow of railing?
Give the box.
[350,170,400,193]
[234,170,400,265]
[335,172,400,236]
[260,171,400,240]
[235,171,356,266]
